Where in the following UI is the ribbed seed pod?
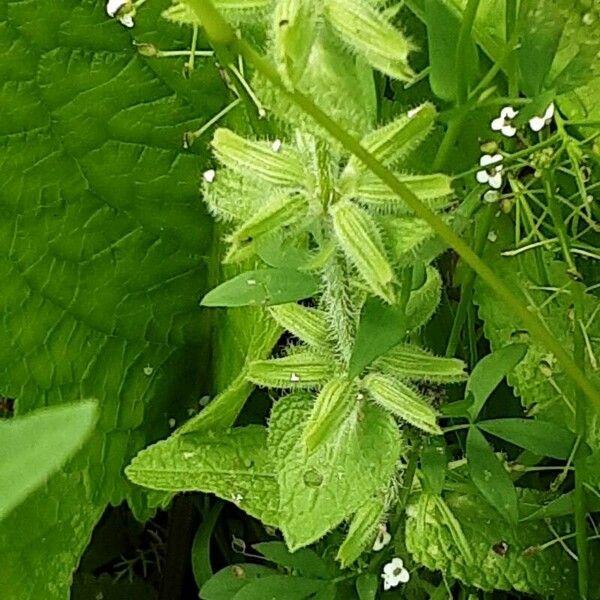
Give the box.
[347,172,453,214]
[229,193,307,249]
[303,378,357,453]
[324,0,414,81]
[337,496,386,567]
[362,373,442,434]
[247,350,332,389]
[273,0,317,86]
[405,266,442,331]
[212,128,304,187]
[374,344,468,383]
[331,200,395,303]
[269,303,329,349]
[342,103,436,180]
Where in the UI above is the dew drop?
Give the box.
[303,468,323,487]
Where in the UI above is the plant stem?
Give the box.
[455,0,481,106]
[505,0,518,97]
[185,0,600,413]
[159,494,197,600]
[573,285,589,599]
[446,203,495,357]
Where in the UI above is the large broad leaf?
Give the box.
[473,217,600,448]
[267,393,402,550]
[405,490,576,596]
[0,0,229,596]
[0,400,98,520]
[126,426,280,526]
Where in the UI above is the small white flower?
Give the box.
[106,0,135,28]
[203,169,216,183]
[491,106,519,137]
[529,102,555,132]
[271,139,282,153]
[381,557,410,590]
[476,154,504,189]
[372,524,391,551]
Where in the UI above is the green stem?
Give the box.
[573,285,589,599]
[433,116,464,172]
[186,0,600,413]
[446,203,495,357]
[505,0,518,96]
[455,0,481,106]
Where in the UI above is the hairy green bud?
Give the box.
[324,0,415,81]
[362,373,442,434]
[212,129,304,187]
[331,200,395,303]
[303,378,357,453]
[337,496,386,567]
[269,303,330,349]
[247,350,332,389]
[374,344,468,383]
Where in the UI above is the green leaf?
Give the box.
[517,0,563,96]
[424,0,478,101]
[253,542,330,578]
[348,297,407,378]
[363,373,442,434]
[0,0,225,594]
[420,437,447,495]
[268,393,401,550]
[232,575,328,599]
[478,418,577,460]
[473,217,600,445]
[126,426,279,526]
[200,565,277,600]
[201,268,319,307]
[406,489,576,594]
[0,400,98,520]
[466,426,519,525]
[466,344,528,421]
[355,573,379,600]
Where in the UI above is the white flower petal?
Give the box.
[203,169,216,183]
[529,116,546,132]
[398,568,410,583]
[106,0,126,17]
[476,170,489,184]
[383,578,392,591]
[391,557,404,569]
[271,139,282,152]
[501,125,517,138]
[501,106,518,120]
[488,172,503,189]
[491,117,504,131]
[480,154,494,167]
[490,153,503,164]
[119,14,134,28]
[544,102,555,121]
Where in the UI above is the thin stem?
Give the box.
[446,203,495,357]
[455,0,481,106]
[505,0,518,97]
[185,0,600,413]
[573,284,589,598]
